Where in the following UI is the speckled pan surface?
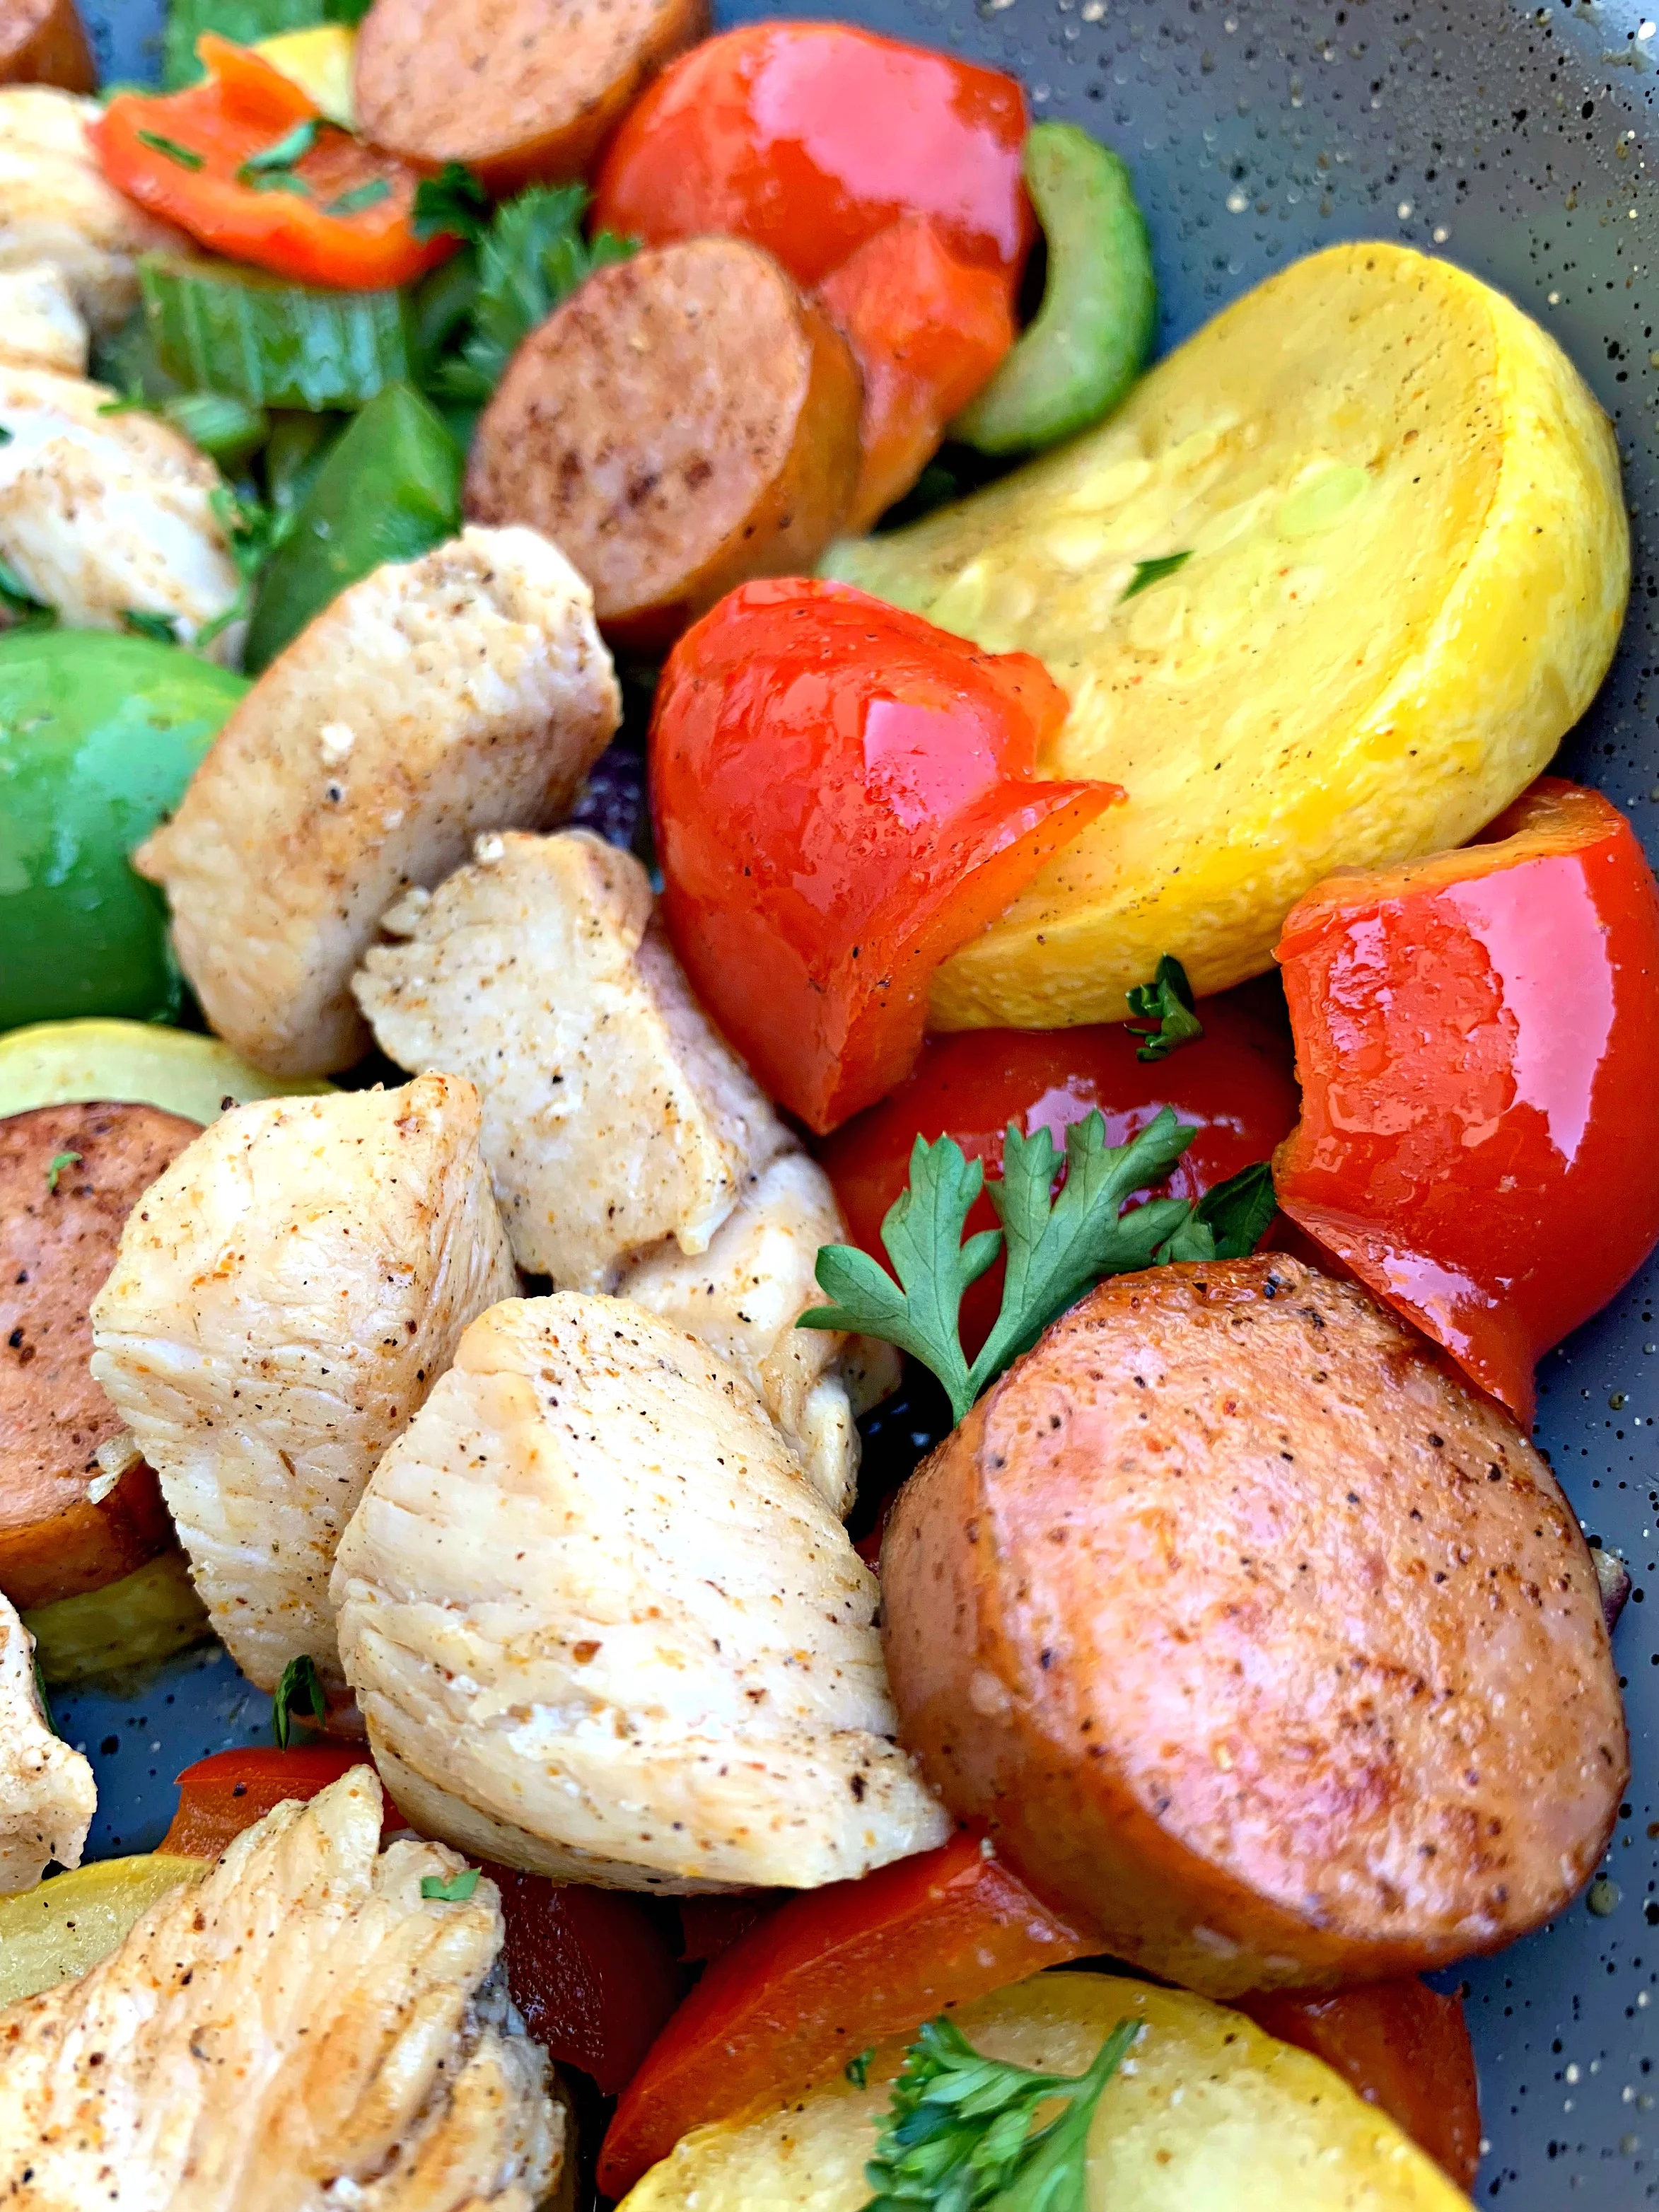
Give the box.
[76,0,1658,2197]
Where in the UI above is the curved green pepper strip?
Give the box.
[953,122,1156,455]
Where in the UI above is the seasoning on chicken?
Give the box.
[0,87,185,334]
[89,1076,518,1697]
[354,829,791,1288]
[0,365,242,652]
[0,1766,563,2210]
[332,1295,950,1890]
[0,1590,94,1894]
[0,263,84,373]
[617,1151,899,1517]
[136,528,621,1079]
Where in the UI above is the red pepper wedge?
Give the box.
[817,989,1300,1358]
[818,214,1015,533]
[593,21,1032,291]
[1238,1981,1482,2191]
[652,578,1120,1133]
[597,1827,1098,2198]
[90,37,451,291]
[159,1744,380,1858]
[1274,777,1659,1424]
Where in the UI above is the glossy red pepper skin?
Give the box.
[1238,1981,1482,2191]
[1274,779,1659,1424]
[598,1827,1098,2198]
[818,991,1300,1356]
[592,22,1032,291]
[652,578,1119,1133]
[159,1745,380,1858]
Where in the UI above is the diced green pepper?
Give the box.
[0,632,247,1032]
[140,253,414,412]
[244,380,461,670]
[952,123,1156,455]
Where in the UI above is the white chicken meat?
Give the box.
[354,830,788,1288]
[0,87,185,337]
[137,528,621,1079]
[332,1295,949,1892]
[0,1766,563,2212]
[0,1590,94,1895]
[89,1075,518,1696]
[0,364,242,654]
[0,264,86,373]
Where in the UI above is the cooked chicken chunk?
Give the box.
[0,87,185,335]
[0,365,242,653]
[355,830,789,1286]
[137,528,621,1078]
[0,263,85,372]
[0,1591,93,1894]
[332,1296,949,1891]
[89,1076,518,1696]
[617,1151,897,1518]
[0,1766,562,2211]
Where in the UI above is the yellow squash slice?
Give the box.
[618,1972,1472,2211]
[0,1854,206,2010]
[0,1018,332,1126]
[825,241,1628,1029]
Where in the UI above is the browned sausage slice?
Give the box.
[0,0,95,91]
[465,236,863,648]
[354,0,705,194]
[0,1101,199,1609]
[881,1255,1626,1996]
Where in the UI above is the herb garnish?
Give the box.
[1125,953,1203,1062]
[861,2013,1140,2212]
[122,609,180,645]
[272,1652,326,1747]
[136,128,206,170]
[846,2048,875,2089]
[326,178,392,218]
[45,1151,81,1193]
[199,483,293,649]
[421,1866,481,1902]
[801,1109,1199,1424]
[236,116,320,185]
[412,160,492,245]
[1120,549,1192,600]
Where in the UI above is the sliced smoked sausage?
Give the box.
[0,1100,198,1608]
[354,0,706,195]
[881,1254,1626,1996]
[464,236,863,648]
[0,0,95,91]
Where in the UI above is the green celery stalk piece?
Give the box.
[244,381,461,672]
[953,122,1157,455]
[140,255,413,412]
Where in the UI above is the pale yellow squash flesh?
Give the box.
[252,23,357,128]
[0,1018,332,1125]
[618,1972,1472,2211]
[0,1854,206,2010]
[825,241,1628,1030]
[24,1549,210,1685]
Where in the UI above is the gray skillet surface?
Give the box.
[73,0,1659,2199]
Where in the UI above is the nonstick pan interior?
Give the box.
[70,0,1659,2197]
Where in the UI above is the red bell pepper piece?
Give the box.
[91,36,451,291]
[652,578,1120,1133]
[817,987,1300,1358]
[597,1827,1098,2198]
[818,214,1015,533]
[593,22,1032,292]
[1239,1980,1482,2191]
[1274,777,1659,1423]
[159,1744,378,1858]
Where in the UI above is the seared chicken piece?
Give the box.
[89,1076,517,1696]
[0,365,242,653]
[0,263,85,372]
[332,1296,949,1891]
[0,1766,562,2211]
[617,1152,898,1518]
[0,88,185,335]
[355,830,789,1287]
[0,1591,93,1894]
[137,528,620,1078]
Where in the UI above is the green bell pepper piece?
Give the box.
[244,380,462,672]
[953,122,1156,456]
[0,633,247,1032]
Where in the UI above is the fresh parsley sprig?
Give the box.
[272,1653,326,1747]
[420,1865,480,1903]
[1125,953,1203,1062]
[802,1109,1197,1425]
[412,160,492,245]
[861,2013,1140,2212]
